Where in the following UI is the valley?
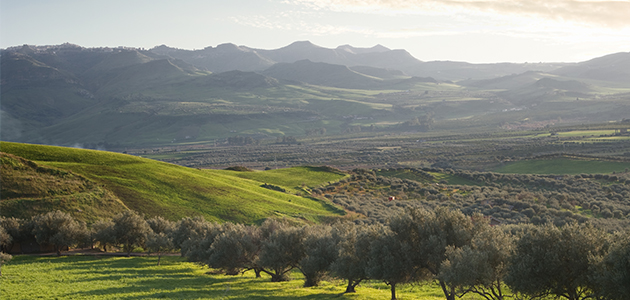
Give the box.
[2,41,630,300]
[2,43,629,153]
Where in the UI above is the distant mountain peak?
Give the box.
[212,43,256,53]
[336,44,391,54]
[215,43,239,49]
[370,44,390,52]
[282,41,321,50]
[151,44,176,51]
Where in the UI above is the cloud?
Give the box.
[285,0,630,28]
[230,12,377,36]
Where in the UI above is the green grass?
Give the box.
[0,255,458,300]
[224,166,348,194]
[1,142,344,224]
[493,158,630,175]
[0,152,128,222]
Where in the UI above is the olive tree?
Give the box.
[171,216,216,257]
[206,223,260,275]
[258,225,305,282]
[592,232,630,300]
[111,210,151,256]
[146,232,173,266]
[389,207,479,300]
[439,225,515,300]
[92,219,115,252]
[205,219,289,278]
[330,222,379,293]
[298,225,337,287]
[31,210,82,255]
[0,217,27,252]
[146,216,174,234]
[145,216,175,265]
[505,223,606,300]
[366,227,417,300]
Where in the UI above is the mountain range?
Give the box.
[149,41,573,81]
[1,41,629,149]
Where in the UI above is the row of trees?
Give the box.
[3,208,628,300]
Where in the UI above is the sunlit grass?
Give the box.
[1,142,344,223]
[1,255,459,300]
[223,166,348,194]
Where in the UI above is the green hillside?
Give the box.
[0,152,127,222]
[224,166,348,194]
[0,142,345,223]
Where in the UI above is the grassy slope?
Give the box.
[0,142,344,223]
[224,166,348,194]
[0,255,453,300]
[0,152,127,222]
[493,158,630,175]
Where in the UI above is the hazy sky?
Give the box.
[1,0,629,63]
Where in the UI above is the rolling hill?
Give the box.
[261,59,388,89]
[552,52,630,83]
[0,142,346,224]
[460,71,551,90]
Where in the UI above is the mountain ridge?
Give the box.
[2,42,629,149]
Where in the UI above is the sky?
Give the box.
[1,0,629,63]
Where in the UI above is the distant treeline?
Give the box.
[1,209,629,300]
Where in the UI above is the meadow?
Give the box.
[1,255,454,300]
[225,166,348,194]
[1,142,345,223]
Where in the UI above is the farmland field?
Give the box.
[493,158,630,174]
[1,255,459,300]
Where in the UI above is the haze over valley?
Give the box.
[2,41,629,159]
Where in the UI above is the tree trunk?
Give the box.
[254,268,262,278]
[439,281,456,300]
[303,274,319,287]
[345,279,362,293]
[157,254,161,266]
[270,273,289,282]
[345,280,357,293]
[390,282,397,300]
